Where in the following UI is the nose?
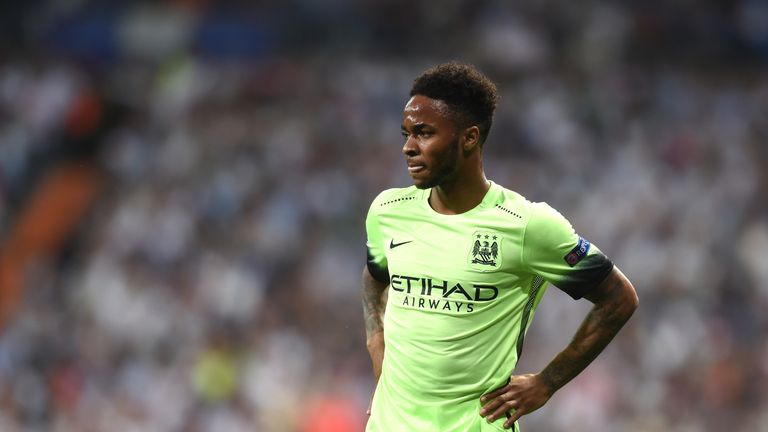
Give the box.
[402,134,418,157]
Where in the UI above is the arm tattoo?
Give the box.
[362,271,388,340]
[540,272,636,392]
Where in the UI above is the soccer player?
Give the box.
[362,63,638,431]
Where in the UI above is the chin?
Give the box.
[411,176,437,189]
[413,181,439,190]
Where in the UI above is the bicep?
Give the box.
[583,266,639,312]
[362,265,389,299]
[362,265,389,336]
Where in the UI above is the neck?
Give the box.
[429,169,490,215]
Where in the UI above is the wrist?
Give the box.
[536,371,560,397]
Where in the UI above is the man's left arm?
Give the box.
[480,265,638,428]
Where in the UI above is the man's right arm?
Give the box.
[362,266,388,381]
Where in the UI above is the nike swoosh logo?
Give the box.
[389,239,413,249]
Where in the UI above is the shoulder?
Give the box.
[490,183,539,223]
[368,186,422,215]
[524,200,576,250]
[527,201,571,229]
[490,183,572,235]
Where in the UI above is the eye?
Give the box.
[401,131,410,138]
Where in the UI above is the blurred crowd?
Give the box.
[1,1,767,431]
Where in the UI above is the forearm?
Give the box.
[539,268,638,393]
[479,269,637,427]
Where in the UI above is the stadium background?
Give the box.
[0,0,767,431]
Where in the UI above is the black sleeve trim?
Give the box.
[366,248,390,283]
[554,253,614,300]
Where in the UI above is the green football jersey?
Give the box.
[365,181,613,432]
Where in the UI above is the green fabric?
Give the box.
[365,181,613,431]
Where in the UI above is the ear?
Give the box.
[461,126,481,152]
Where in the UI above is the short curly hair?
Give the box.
[410,62,499,146]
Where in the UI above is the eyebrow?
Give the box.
[401,123,429,132]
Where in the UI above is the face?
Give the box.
[401,95,462,189]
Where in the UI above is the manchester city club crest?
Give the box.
[468,231,502,271]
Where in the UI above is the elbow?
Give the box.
[609,266,638,319]
[622,282,639,319]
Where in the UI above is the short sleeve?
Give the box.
[522,202,613,299]
[365,202,390,283]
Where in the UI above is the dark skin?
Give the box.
[362,94,639,427]
[401,95,490,212]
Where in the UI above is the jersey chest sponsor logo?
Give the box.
[389,274,498,301]
[468,231,503,271]
[390,273,499,314]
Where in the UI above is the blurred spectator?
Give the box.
[0,1,767,431]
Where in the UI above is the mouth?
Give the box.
[407,162,426,173]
